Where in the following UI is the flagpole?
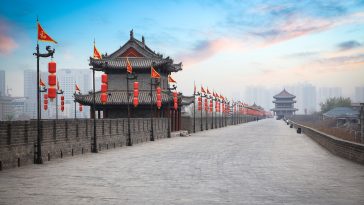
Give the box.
[193,81,196,133]
[33,18,55,164]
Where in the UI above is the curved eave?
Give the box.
[270,108,298,111]
[272,100,296,103]
[89,57,182,73]
[75,90,180,106]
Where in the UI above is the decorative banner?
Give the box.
[127,57,133,73]
[168,75,176,83]
[151,67,160,78]
[75,84,81,93]
[93,42,102,59]
[39,78,46,87]
[37,22,57,43]
[201,86,205,93]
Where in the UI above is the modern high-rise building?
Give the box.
[0,70,5,96]
[285,83,317,114]
[354,86,364,103]
[24,70,37,119]
[58,69,91,118]
[244,86,277,111]
[318,87,342,103]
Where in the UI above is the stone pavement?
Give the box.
[0,119,363,205]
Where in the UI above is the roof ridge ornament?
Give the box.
[130,29,134,40]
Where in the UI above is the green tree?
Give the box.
[320,97,351,113]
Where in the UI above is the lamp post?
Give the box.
[150,63,160,141]
[126,72,137,146]
[205,94,211,130]
[55,89,63,119]
[167,84,177,138]
[73,92,77,119]
[91,68,98,153]
[193,90,200,133]
[33,45,55,164]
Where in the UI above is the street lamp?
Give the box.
[150,63,160,141]
[167,84,177,138]
[55,89,64,119]
[126,71,137,146]
[33,45,55,164]
[205,94,211,130]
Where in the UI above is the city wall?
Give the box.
[287,119,364,165]
[181,115,260,133]
[0,118,169,170]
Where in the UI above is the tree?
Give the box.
[320,97,351,113]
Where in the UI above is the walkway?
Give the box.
[0,119,363,204]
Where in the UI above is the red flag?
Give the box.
[37,22,57,43]
[201,86,206,93]
[57,79,60,91]
[40,78,46,87]
[126,58,132,73]
[93,42,102,59]
[151,67,160,78]
[168,75,176,83]
[75,84,80,92]
[206,88,211,94]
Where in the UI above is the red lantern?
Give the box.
[133,82,139,90]
[157,94,162,101]
[60,95,64,112]
[48,75,56,86]
[210,100,213,112]
[100,73,108,104]
[198,97,202,111]
[173,92,177,98]
[48,61,56,73]
[156,87,161,95]
[79,104,83,112]
[44,99,48,105]
[133,81,139,106]
[44,104,48,110]
[44,94,48,99]
[174,103,178,110]
[48,87,56,99]
[204,98,208,111]
[101,84,108,93]
[101,93,108,104]
[157,100,162,109]
[48,61,57,101]
[133,97,139,107]
[101,74,108,84]
[133,89,139,97]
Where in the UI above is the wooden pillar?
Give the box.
[97,110,101,119]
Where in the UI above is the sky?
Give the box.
[1,0,364,98]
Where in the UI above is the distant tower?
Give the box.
[271,89,298,119]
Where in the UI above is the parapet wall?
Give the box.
[288,120,364,165]
[181,115,260,133]
[0,118,168,170]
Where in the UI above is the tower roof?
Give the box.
[90,30,182,73]
[273,89,296,99]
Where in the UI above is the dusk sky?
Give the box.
[1,0,364,98]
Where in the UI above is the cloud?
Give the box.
[176,37,242,66]
[0,18,18,55]
[337,40,362,50]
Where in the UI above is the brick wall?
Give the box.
[0,118,169,170]
[288,120,364,165]
[181,115,259,133]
